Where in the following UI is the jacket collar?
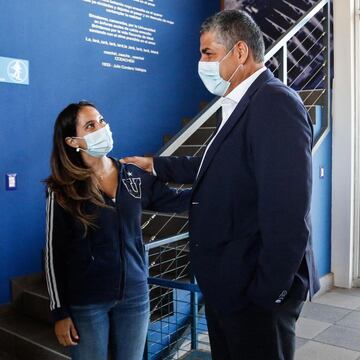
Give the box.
[194,69,274,188]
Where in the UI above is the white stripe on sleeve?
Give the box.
[45,190,61,310]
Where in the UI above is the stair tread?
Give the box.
[0,308,69,358]
[12,273,48,297]
[142,210,188,219]
[178,350,211,360]
[0,351,15,360]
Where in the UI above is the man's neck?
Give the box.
[225,62,264,96]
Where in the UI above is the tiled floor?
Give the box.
[295,288,360,360]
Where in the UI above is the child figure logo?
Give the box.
[122,177,142,199]
[7,60,28,83]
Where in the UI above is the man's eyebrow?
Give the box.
[201,47,212,54]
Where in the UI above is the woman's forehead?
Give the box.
[77,106,101,123]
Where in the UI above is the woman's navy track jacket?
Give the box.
[45,160,191,321]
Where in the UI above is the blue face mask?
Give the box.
[73,124,114,158]
[198,44,242,96]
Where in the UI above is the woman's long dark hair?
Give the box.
[44,101,108,234]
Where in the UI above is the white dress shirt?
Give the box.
[196,66,267,178]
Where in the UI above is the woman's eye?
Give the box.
[100,118,106,124]
[86,123,95,129]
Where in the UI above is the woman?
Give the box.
[44,101,190,360]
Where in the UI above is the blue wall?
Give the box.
[311,120,332,277]
[0,1,219,304]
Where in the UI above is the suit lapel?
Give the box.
[194,69,274,188]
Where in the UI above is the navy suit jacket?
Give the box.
[154,69,320,313]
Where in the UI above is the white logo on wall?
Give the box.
[7,60,28,83]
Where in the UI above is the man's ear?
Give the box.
[65,137,79,149]
[235,41,249,64]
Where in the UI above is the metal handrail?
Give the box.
[147,277,200,293]
[144,232,189,250]
[145,276,203,360]
[154,0,330,158]
[157,97,223,157]
[264,0,328,62]
[147,0,330,251]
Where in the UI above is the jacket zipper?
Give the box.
[116,162,126,300]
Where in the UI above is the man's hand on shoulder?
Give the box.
[120,156,154,174]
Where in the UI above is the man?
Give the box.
[122,10,319,360]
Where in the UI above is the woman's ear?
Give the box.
[65,137,79,149]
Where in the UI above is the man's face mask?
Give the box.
[198,43,242,96]
[73,124,114,158]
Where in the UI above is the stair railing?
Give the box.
[143,2,331,357]
[142,0,331,310]
[157,0,331,157]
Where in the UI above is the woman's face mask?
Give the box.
[73,124,114,158]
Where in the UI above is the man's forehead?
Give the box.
[200,31,225,51]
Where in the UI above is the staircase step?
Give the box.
[182,117,192,127]
[306,104,322,125]
[199,101,208,111]
[149,242,190,281]
[0,350,18,360]
[12,273,52,325]
[142,212,189,239]
[201,115,217,128]
[163,134,172,145]
[179,350,211,359]
[298,89,325,106]
[0,307,69,360]
[182,114,217,129]
[172,145,206,157]
[183,128,216,147]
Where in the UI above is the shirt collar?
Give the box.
[222,66,267,105]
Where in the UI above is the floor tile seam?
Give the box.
[333,309,359,324]
[305,322,333,340]
[305,338,360,354]
[312,301,360,311]
[297,316,332,328]
[299,314,342,325]
[334,322,360,330]
[322,323,360,332]
[321,291,360,301]
[332,290,360,298]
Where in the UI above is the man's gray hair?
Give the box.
[200,10,265,63]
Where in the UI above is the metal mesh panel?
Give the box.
[265,2,330,143]
[146,281,210,360]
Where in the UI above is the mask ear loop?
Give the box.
[76,147,88,154]
[219,42,243,83]
[69,135,85,153]
[219,43,237,64]
[227,62,243,83]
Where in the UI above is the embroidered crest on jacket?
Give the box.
[122,177,142,199]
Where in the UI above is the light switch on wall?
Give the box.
[6,173,17,190]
